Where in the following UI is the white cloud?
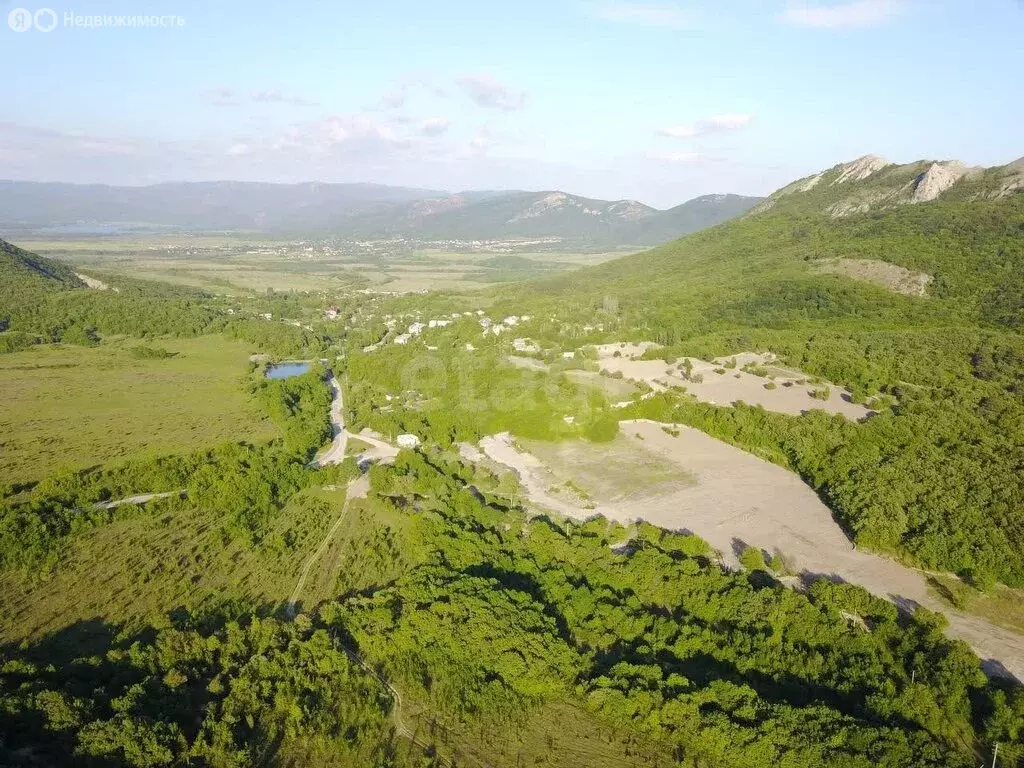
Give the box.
[380,88,408,109]
[456,75,528,111]
[227,143,250,156]
[200,86,237,107]
[250,89,317,106]
[659,113,753,139]
[587,2,699,30]
[649,150,706,163]
[418,118,451,137]
[781,0,902,29]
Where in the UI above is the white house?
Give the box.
[394,333,411,345]
[562,351,576,359]
[503,316,519,326]
[397,434,421,449]
[408,322,426,335]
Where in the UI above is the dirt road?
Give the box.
[311,377,348,467]
[91,490,184,511]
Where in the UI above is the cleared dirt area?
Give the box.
[815,258,932,297]
[595,343,873,421]
[479,421,1024,680]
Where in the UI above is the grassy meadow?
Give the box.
[0,484,347,642]
[18,234,629,293]
[0,335,277,486]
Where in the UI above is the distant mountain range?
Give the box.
[0,181,763,248]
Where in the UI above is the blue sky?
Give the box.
[1,0,1022,206]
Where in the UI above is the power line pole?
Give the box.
[991,742,999,768]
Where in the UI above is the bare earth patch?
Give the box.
[815,258,932,297]
[478,422,1024,680]
[594,343,873,421]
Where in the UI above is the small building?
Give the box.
[562,351,576,359]
[397,434,421,449]
[394,333,411,345]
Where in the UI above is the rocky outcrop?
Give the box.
[910,161,969,203]
[996,157,1024,198]
[831,155,890,185]
[798,173,824,192]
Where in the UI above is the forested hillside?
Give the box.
[5,448,1022,767]
[495,156,1024,586]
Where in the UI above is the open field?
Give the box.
[929,575,1024,636]
[20,235,630,294]
[0,484,348,642]
[0,335,276,485]
[524,433,695,505]
[481,422,1024,679]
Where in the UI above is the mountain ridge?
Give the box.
[0,180,762,248]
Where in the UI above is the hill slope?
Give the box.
[0,180,761,247]
[500,154,1024,585]
[0,239,84,321]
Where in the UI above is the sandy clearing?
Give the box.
[594,343,872,421]
[815,258,932,297]
[478,422,1024,680]
[507,355,549,371]
[75,272,115,291]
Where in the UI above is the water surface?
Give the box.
[265,362,311,380]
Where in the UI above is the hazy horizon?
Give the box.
[3,1,1022,207]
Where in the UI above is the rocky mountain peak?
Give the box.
[911,161,969,203]
[831,155,890,185]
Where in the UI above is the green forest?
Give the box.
[4,449,1024,767]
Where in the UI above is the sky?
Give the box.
[1,0,1022,207]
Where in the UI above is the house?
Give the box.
[513,338,540,353]
[325,307,340,320]
[397,434,421,449]
[503,316,519,326]
[408,322,426,335]
[394,333,411,345]
[562,351,576,359]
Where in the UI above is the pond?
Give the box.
[265,362,311,380]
